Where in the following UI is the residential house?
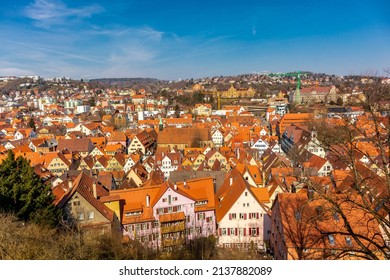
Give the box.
[157,127,211,150]
[123,153,140,173]
[205,149,227,169]
[215,169,271,250]
[211,129,224,147]
[303,154,333,177]
[57,138,94,158]
[194,104,212,117]
[53,172,120,236]
[155,151,182,180]
[270,191,385,259]
[44,152,72,176]
[128,130,156,155]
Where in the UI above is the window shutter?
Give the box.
[219,228,222,236]
[235,228,238,236]
[197,213,199,220]
[256,227,259,236]
[244,228,246,236]
[229,213,232,220]
[228,228,230,236]
[257,213,259,219]
[244,213,247,220]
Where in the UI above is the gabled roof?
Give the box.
[274,192,384,256]
[57,138,93,153]
[110,185,160,224]
[215,168,268,222]
[53,172,113,222]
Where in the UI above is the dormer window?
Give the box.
[328,234,335,246]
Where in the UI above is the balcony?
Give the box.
[160,222,185,234]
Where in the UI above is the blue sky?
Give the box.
[0,0,389,79]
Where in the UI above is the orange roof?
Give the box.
[275,192,384,257]
[105,143,124,152]
[215,169,267,222]
[250,186,270,203]
[110,186,160,224]
[174,177,215,212]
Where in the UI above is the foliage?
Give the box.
[28,117,36,130]
[0,150,61,227]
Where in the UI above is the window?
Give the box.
[88,211,95,220]
[77,213,85,220]
[328,234,335,246]
[73,201,80,206]
[251,228,258,236]
[230,228,235,236]
[245,191,248,196]
[222,228,227,236]
[198,213,205,220]
[345,237,353,247]
[239,213,246,219]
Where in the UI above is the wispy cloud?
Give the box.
[23,0,103,27]
[0,67,35,76]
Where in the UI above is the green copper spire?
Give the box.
[158,115,163,131]
[294,70,302,104]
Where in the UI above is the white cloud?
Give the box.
[0,67,35,76]
[23,0,103,27]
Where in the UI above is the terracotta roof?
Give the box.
[274,192,384,257]
[57,138,93,153]
[157,127,210,145]
[110,186,160,224]
[53,172,113,222]
[215,168,268,222]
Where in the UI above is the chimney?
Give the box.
[229,177,233,186]
[174,182,177,190]
[183,180,187,188]
[146,195,150,207]
[68,178,73,190]
[92,182,97,199]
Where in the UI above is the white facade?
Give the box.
[217,190,271,250]
[123,158,137,173]
[211,130,224,146]
[251,139,269,155]
[317,161,333,177]
[159,155,179,180]
[76,105,90,114]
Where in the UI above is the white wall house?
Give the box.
[211,130,224,147]
[216,171,271,251]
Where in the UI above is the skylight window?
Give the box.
[328,234,335,246]
[345,237,353,247]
